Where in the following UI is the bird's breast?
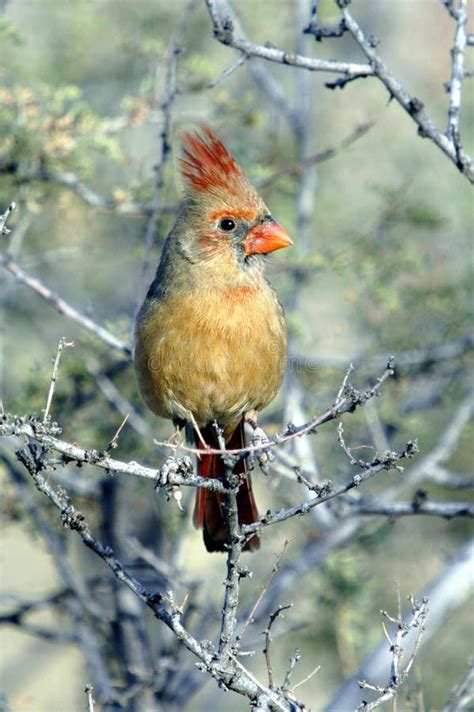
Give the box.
[134,282,286,425]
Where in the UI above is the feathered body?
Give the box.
[134,128,292,551]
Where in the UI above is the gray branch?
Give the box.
[324,537,474,711]
[11,437,296,710]
[204,0,373,78]
[347,498,474,519]
[339,3,474,182]
[1,254,131,358]
[203,0,474,182]
[441,660,474,712]
[446,0,468,146]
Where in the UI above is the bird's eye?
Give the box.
[219,218,236,232]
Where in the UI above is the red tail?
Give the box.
[193,421,260,552]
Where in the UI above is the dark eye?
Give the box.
[219,218,236,232]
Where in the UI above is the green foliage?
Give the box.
[0,17,23,46]
[0,81,123,177]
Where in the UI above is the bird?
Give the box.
[134,127,293,552]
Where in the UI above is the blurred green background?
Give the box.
[0,1,473,710]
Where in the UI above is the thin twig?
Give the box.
[1,255,131,358]
[204,0,373,78]
[90,362,153,440]
[263,604,293,688]
[292,663,321,691]
[206,54,247,88]
[441,660,474,712]
[12,446,290,709]
[445,0,468,161]
[154,359,395,458]
[0,202,16,236]
[85,685,95,712]
[237,540,290,643]
[256,123,374,190]
[107,414,130,452]
[132,41,180,321]
[339,3,474,182]
[43,337,74,424]
[357,593,429,711]
[242,440,418,536]
[347,498,474,519]
[282,648,302,692]
[228,653,291,712]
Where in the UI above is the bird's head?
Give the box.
[178,128,293,263]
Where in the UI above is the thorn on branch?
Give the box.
[408,97,425,115]
[367,34,380,49]
[215,16,234,45]
[304,18,347,42]
[0,201,16,236]
[325,73,369,90]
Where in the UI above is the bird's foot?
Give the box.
[249,425,275,475]
[167,424,182,449]
[244,409,259,430]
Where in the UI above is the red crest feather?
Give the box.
[179,127,245,194]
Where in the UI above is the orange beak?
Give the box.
[243,219,293,256]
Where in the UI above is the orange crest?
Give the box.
[179,127,245,194]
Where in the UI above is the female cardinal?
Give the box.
[134,128,292,552]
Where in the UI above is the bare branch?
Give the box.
[215,425,245,660]
[203,0,373,78]
[90,362,153,440]
[356,594,429,711]
[324,538,473,711]
[339,3,474,182]
[0,202,16,236]
[292,663,321,692]
[446,0,468,151]
[84,685,95,712]
[441,660,474,712]
[385,391,474,498]
[203,1,474,181]
[157,359,396,459]
[255,122,374,190]
[5,452,105,622]
[0,413,226,492]
[0,255,132,358]
[292,335,474,374]
[132,42,180,317]
[243,440,417,536]
[347,497,474,519]
[206,53,247,88]
[11,443,291,710]
[263,604,294,689]
[237,539,290,644]
[43,337,74,424]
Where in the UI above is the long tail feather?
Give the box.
[193,422,260,552]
